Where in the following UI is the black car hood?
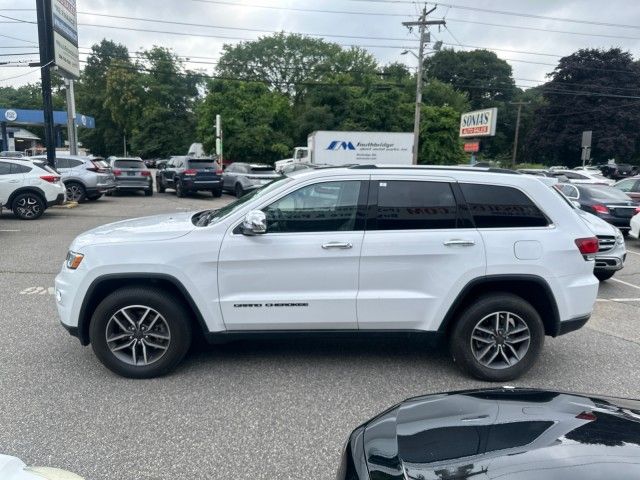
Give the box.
[362,388,640,479]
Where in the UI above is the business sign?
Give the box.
[4,110,17,122]
[51,0,79,78]
[459,108,498,138]
[463,141,480,152]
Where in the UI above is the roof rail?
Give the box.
[348,164,520,175]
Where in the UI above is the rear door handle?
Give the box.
[443,239,476,247]
[322,242,353,250]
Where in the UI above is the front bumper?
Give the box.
[594,240,626,272]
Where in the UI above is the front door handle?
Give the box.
[443,239,476,247]
[322,242,353,250]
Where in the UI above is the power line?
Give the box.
[0,13,35,23]
[542,101,640,117]
[0,60,52,83]
[0,32,36,44]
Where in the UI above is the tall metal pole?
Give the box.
[510,101,529,167]
[123,132,127,157]
[215,114,222,164]
[36,0,56,168]
[412,19,426,165]
[65,78,78,155]
[403,7,445,165]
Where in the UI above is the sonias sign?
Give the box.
[459,108,498,138]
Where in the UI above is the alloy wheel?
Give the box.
[470,311,531,369]
[105,305,171,366]
[15,195,41,218]
[66,184,84,202]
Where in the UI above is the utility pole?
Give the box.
[216,114,223,165]
[403,6,445,165]
[510,101,529,167]
[65,79,78,155]
[35,0,56,168]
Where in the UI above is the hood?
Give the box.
[362,388,640,480]
[575,209,620,236]
[71,211,198,249]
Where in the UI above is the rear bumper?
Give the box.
[47,193,65,207]
[183,179,223,191]
[114,181,153,190]
[557,314,591,335]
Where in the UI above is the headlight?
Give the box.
[615,229,624,244]
[65,251,84,269]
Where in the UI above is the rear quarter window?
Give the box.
[460,183,549,228]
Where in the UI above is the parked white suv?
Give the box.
[55,166,599,380]
[0,158,65,219]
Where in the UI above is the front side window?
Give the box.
[615,179,636,192]
[460,183,549,228]
[55,158,69,169]
[373,180,458,230]
[264,180,363,233]
[68,159,84,168]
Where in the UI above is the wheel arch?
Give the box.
[7,187,47,209]
[438,275,561,338]
[77,273,209,345]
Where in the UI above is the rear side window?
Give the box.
[68,159,83,168]
[0,162,11,175]
[114,160,145,169]
[373,181,458,230]
[55,158,69,169]
[460,183,548,228]
[10,163,31,174]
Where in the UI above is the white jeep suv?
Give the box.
[55,166,599,381]
[0,158,65,219]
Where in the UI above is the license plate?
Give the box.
[127,172,137,176]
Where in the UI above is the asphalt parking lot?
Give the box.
[1,188,640,479]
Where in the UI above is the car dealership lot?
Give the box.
[1,191,640,479]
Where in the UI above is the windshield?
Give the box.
[188,159,217,169]
[250,166,276,174]
[195,176,292,226]
[114,160,145,169]
[588,185,633,202]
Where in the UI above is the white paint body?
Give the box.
[56,167,599,336]
[630,213,640,239]
[0,158,65,209]
[0,454,83,480]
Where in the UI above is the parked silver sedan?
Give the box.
[222,163,280,197]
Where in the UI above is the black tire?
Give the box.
[89,287,192,379]
[212,187,222,198]
[156,177,165,193]
[105,191,113,197]
[12,192,45,220]
[450,293,544,382]
[595,270,615,282]
[175,179,185,198]
[234,183,244,198]
[145,188,153,197]
[87,194,103,201]
[65,181,86,203]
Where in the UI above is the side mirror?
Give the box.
[241,210,267,235]
[571,200,581,209]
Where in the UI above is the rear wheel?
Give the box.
[156,177,165,193]
[65,181,86,202]
[175,179,185,198]
[89,287,192,378]
[12,192,45,220]
[450,293,544,382]
[212,187,222,198]
[87,194,103,201]
[145,188,153,197]
[234,183,244,198]
[595,270,615,281]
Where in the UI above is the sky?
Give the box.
[2,0,640,91]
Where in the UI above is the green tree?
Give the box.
[75,40,132,156]
[527,48,640,165]
[198,80,292,163]
[419,105,466,165]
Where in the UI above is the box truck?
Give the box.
[274,131,413,171]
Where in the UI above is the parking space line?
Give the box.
[0,229,20,232]
[597,297,640,302]
[625,249,640,256]
[611,277,640,290]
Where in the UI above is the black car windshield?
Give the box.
[586,185,632,202]
[114,160,145,169]
[188,159,217,169]
[195,176,292,226]
[250,165,275,173]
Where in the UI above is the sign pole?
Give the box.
[36,0,56,168]
[65,78,78,155]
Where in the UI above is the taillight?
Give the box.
[40,175,60,183]
[216,169,223,175]
[591,204,609,214]
[88,161,108,173]
[183,169,197,176]
[113,169,122,176]
[141,170,151,177]
[635,207,640,214]
[576,411,597,421]
[575,237,599,255]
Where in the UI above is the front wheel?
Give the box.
[145,188,153,197]
[12,192,45,220]
[89,287,192,378]
[156,177,165,193]
[595,270,615,282]
[65,182,86,203]
[87,194,103,201]
[450,293,544,382]
[234,183,244,198]
[175,180,185,198]
[212,187,222,198]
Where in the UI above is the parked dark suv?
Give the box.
[156,156,223,197]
